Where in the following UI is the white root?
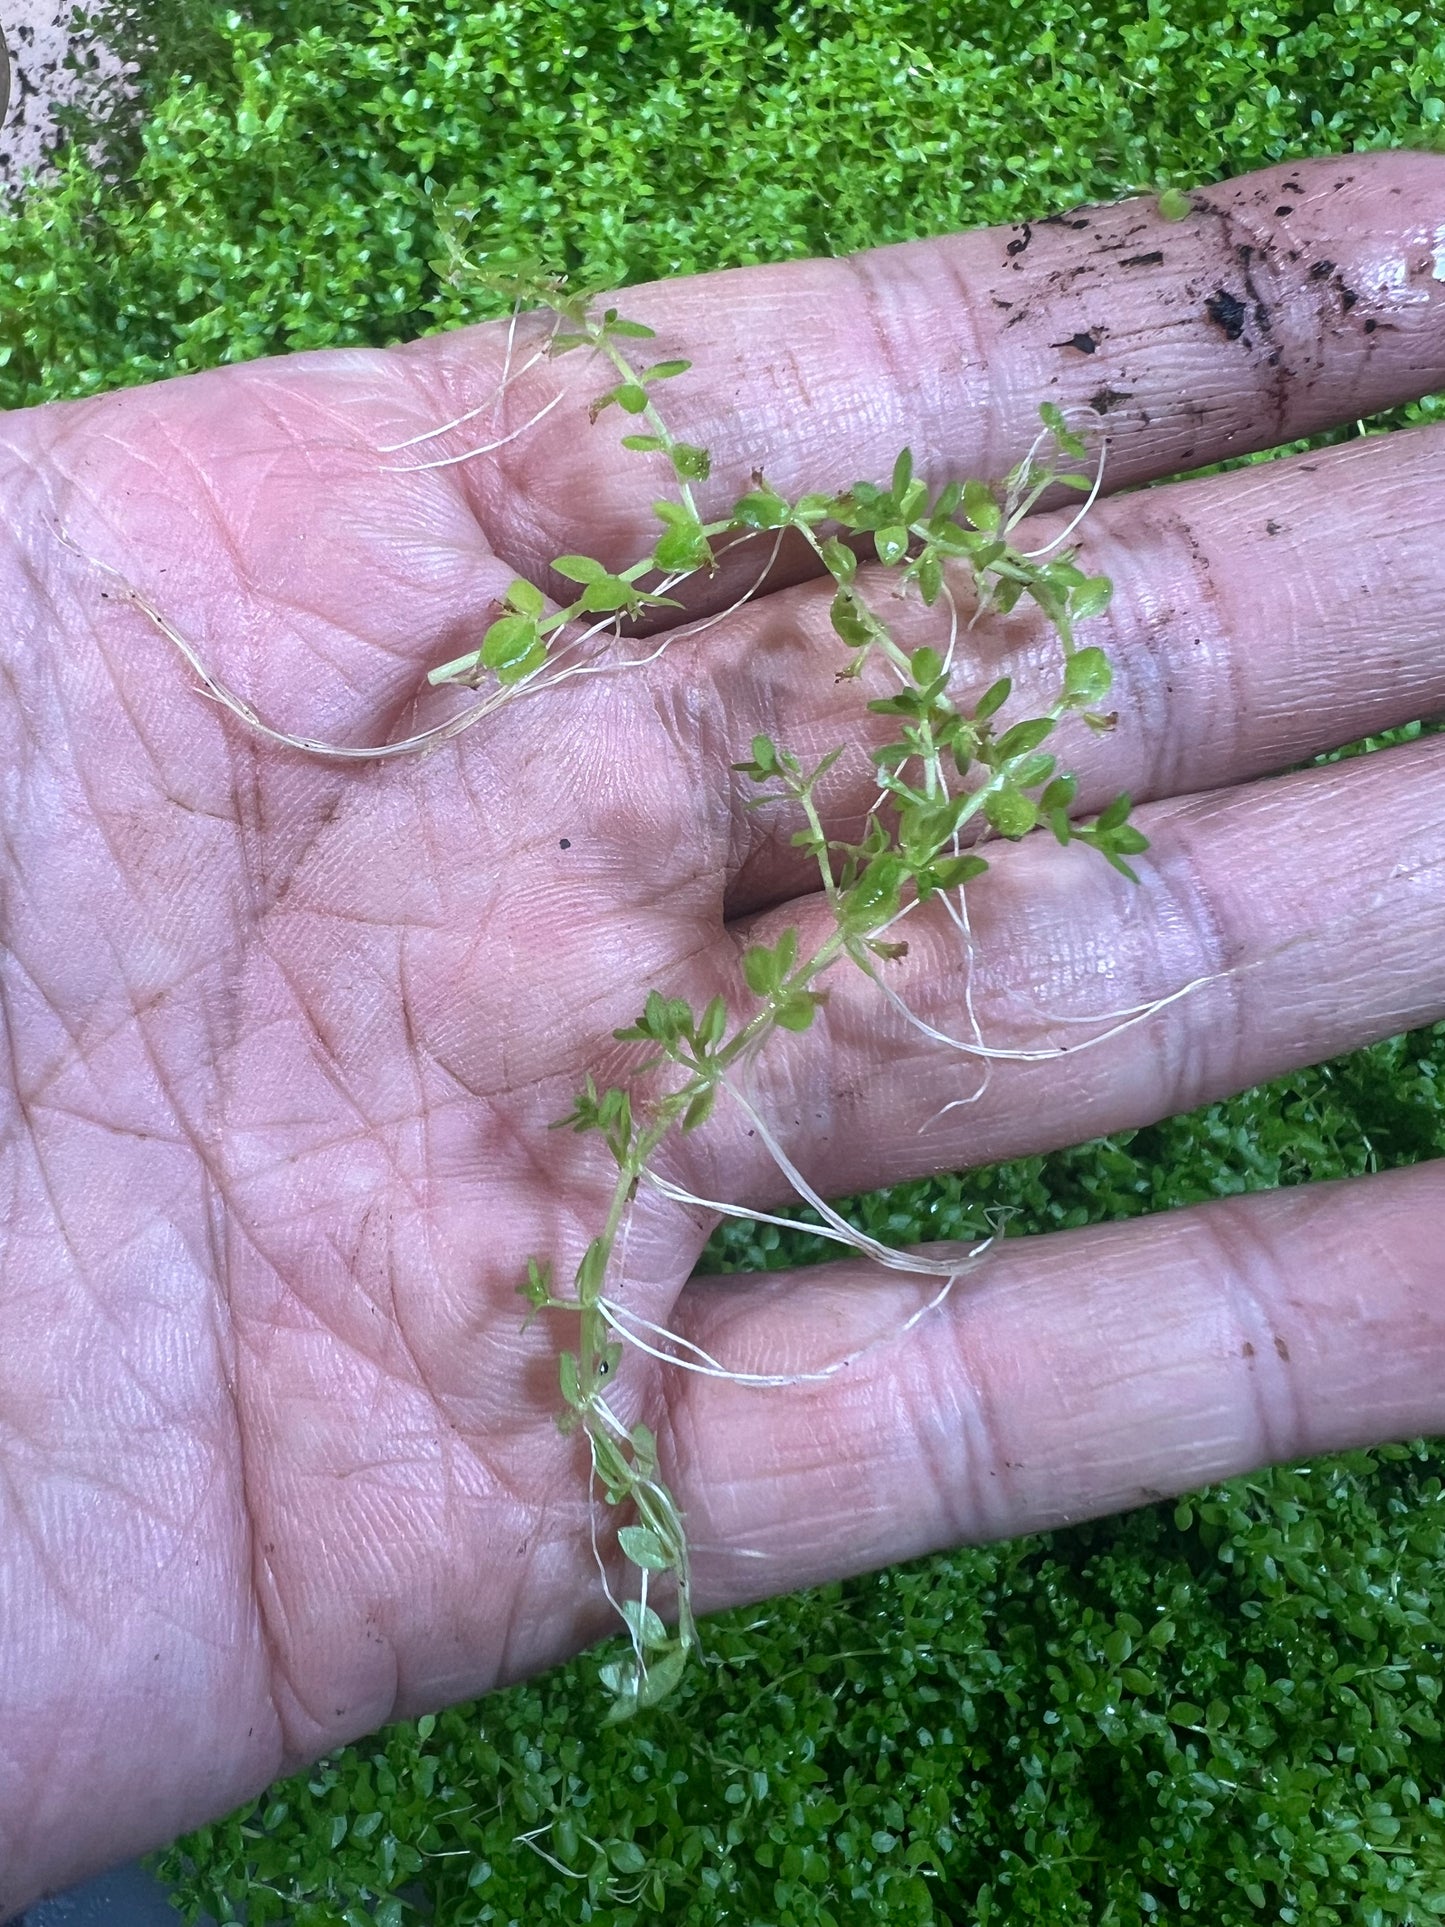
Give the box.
[852,943,1225,1068]
[380,387,568,473]
[596,1268,973,1389]
[1019,432,1109,560]
[57,485,786,763]
[377,302,543,451]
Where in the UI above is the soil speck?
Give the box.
[1205,288,1248,339]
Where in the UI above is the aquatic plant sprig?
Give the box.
[468,270,1149,1720]
[59,259,1147,1724]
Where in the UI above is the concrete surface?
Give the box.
[0,1,134,194]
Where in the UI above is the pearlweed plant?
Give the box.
[403,264,1150,1722]
[71,262,1152,1724]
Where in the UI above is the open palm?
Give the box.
[5,154,1445,1907]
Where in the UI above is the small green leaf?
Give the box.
[984,785,1038,838]
[602,314,656,338]
[642,359,691,381]
[897,478,928,523]
[974,676,1012,722]
[743,946,778,997]
[622,1599,672,1653]
[1108,823,1150,854]
[599,1656,637,1703]
[1157,185,1193,221]
[519,1256,554,1318]
[682,1085,717,1132]
[552,553,606,584]
[1011,750,1057,790]
[874,524,909,566]
[931,853,989,889]
[1070,575,1114,622]
[652,503,712,572]
[910,645,945,687]
[773,992,819,1031]
[1038,401,1087,458]
[604,1641,690,1720]
[991,576,1025,616]
[620,432,666,452]
[697,996,729,1049]
[747,733,779,775]
[505,577,545,617]
[1064,645,1113,706]
[1094,791,1134,832]
[629,1421,658,1476]
[830,588,880,648]
[579,574,636,613]
[480,614,545,683]
[840,855,906,933]
[559,1350,583,1409]
[591,1430,634,1500]
[963,479,1001,532]
[618,1524,673,1571]
[615,382,649,413]
[916,551,944,604]
[669,442,711,480]
[553,1814,580,1863]
[819,536,857,584]
[733,486,791,529]
[575,1236,611,1299]
[995,715,1056,760]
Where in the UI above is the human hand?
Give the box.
[4,152,1445,1909]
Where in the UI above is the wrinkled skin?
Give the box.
[5,155,1445,1907]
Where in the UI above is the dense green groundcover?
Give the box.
[8,0,1445,1918]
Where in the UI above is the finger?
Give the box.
[701,420,1445,912]
[702,735,1445,1205]
[664,1159,1445,1612]
[401,152,1445,600]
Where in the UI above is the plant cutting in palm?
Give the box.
[393,266,1150,1720]
[65,263,1152,1724]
